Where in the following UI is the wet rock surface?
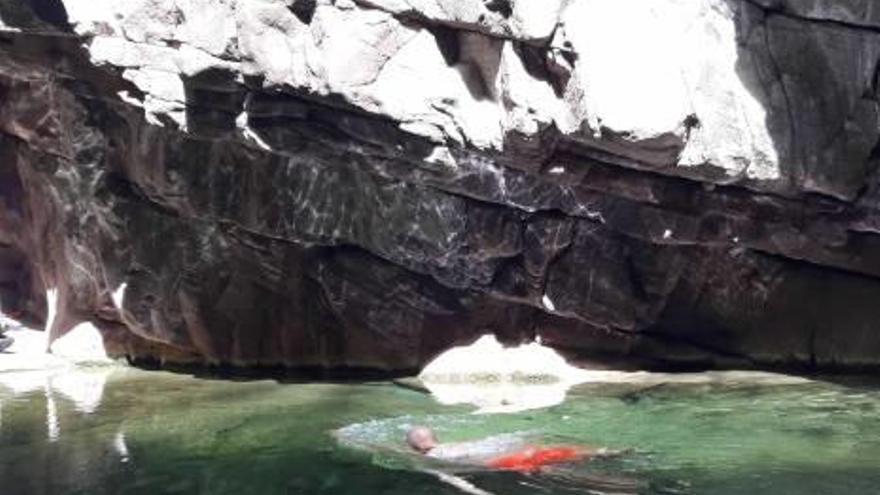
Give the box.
[0,0,879,371]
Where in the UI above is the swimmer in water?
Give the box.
[406,426,616,473]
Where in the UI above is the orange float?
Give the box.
[487,446,585,472]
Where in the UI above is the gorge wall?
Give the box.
[1,0,880,372]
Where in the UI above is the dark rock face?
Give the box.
[1,0,880,371]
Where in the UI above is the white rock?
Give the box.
[49,322,112,364]
[556,0,779,178]
[418,334,811,413]
[66,0,787,189]
[419,334,588,413]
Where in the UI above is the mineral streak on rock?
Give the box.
[1,0,880,371]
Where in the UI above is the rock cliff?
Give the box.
[1,0,879,371]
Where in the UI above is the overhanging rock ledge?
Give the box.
[1,0,879,372]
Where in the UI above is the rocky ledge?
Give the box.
[1,0,879,372]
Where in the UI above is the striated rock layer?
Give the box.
[1,0,880,371]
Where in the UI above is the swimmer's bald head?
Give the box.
[406,426,438,453]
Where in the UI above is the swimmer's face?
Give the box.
[406,426,438,453]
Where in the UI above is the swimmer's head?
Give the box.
[406,426,438,453]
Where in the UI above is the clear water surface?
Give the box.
[1,366,878,495]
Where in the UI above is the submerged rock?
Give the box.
[0,0,879,371]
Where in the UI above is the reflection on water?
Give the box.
[0,367,879,495]
[0,366,130,495]
[46,389,59,442]
[0,366,116,450]
[0,367,113,415]
[114,430,131,463]
[0,366,115,448]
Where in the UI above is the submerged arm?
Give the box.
[421,469,496,495]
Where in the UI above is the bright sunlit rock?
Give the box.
[418,334,810,414]
[44,287,58,339]
[418,335,590,414]
[50,323,112,365]
[39,286,112,364]
[560,0,779,180]
[111,282,127,309]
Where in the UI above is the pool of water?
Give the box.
[0,366,878,494]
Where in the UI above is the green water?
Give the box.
[0,367,879,495]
